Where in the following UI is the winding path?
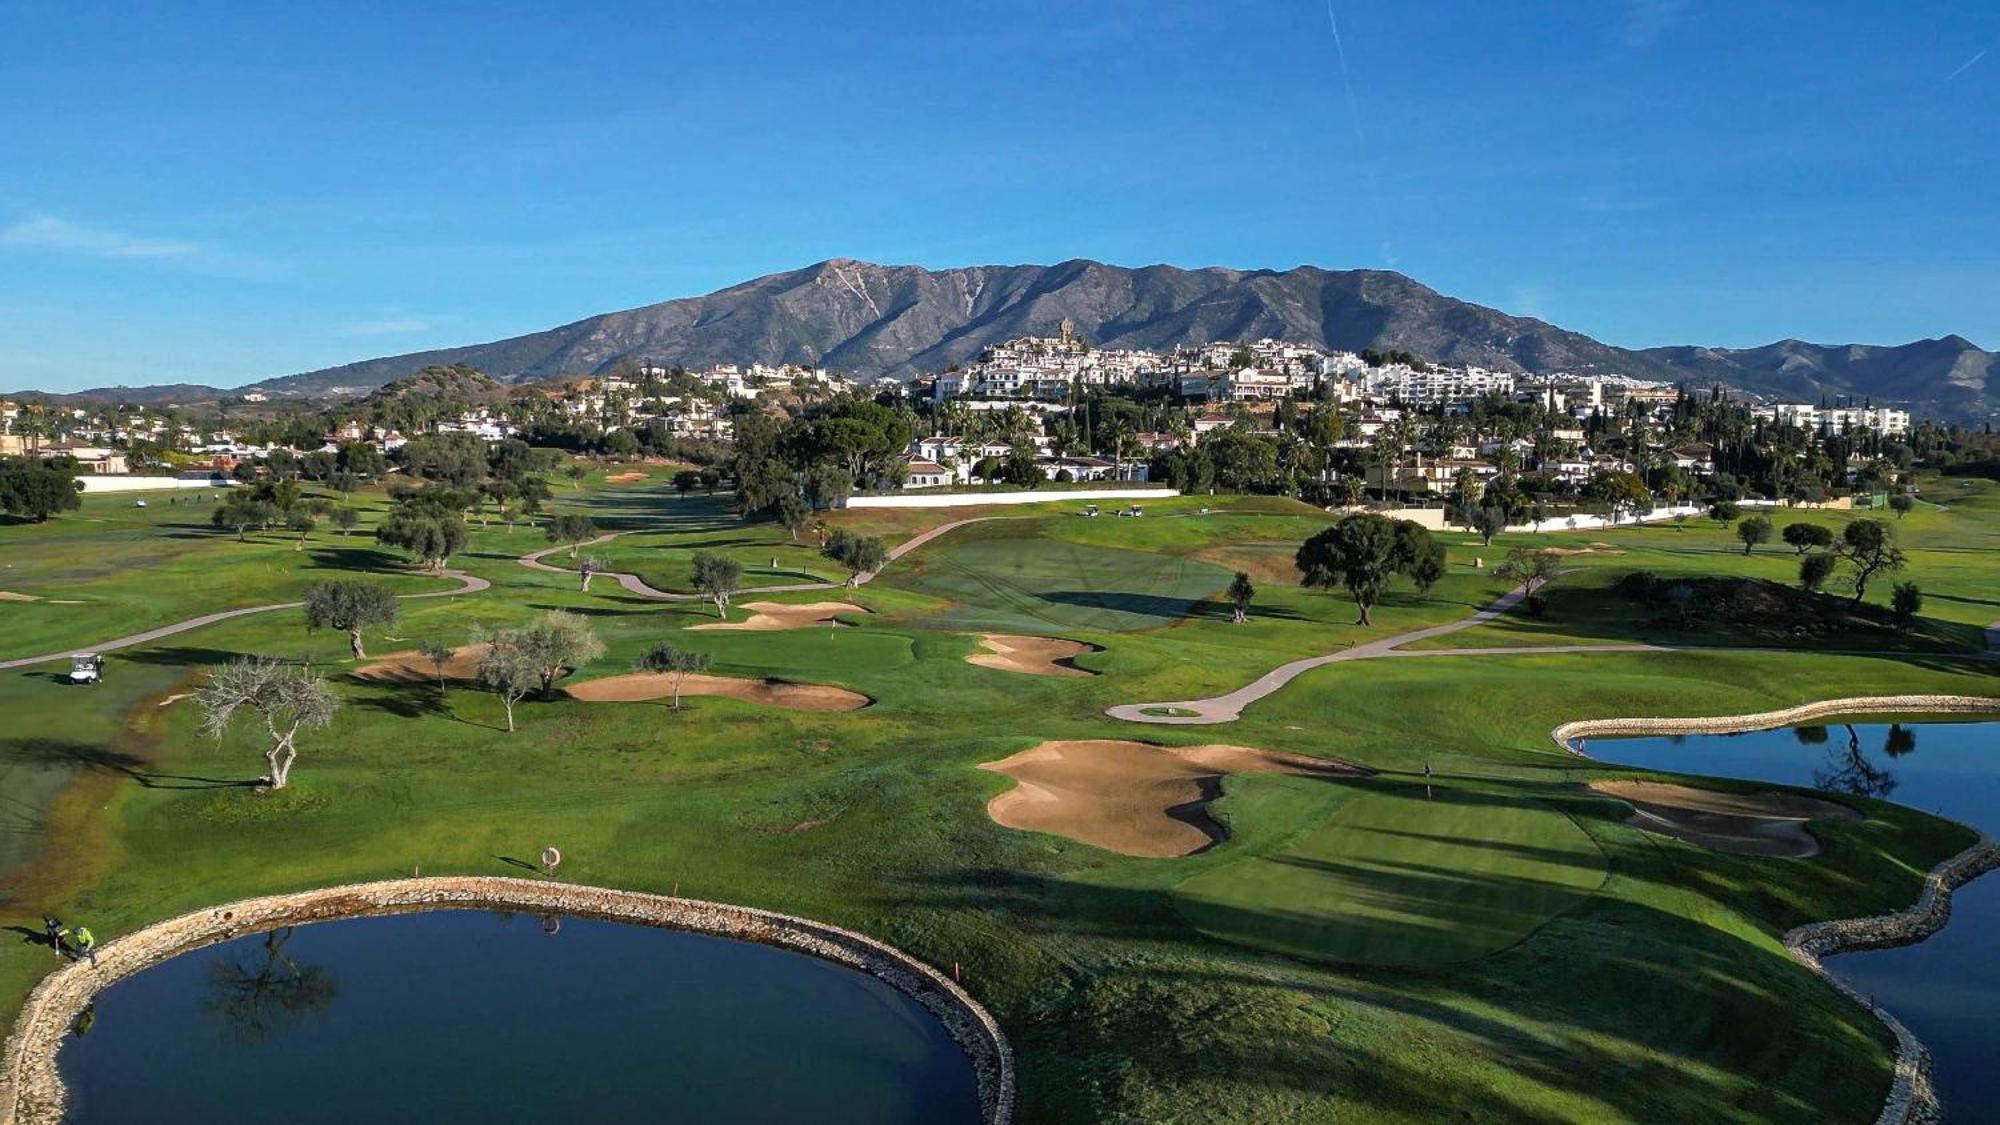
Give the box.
[516,515,999,600]
[0,569,489,672]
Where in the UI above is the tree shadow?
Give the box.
[0,737,253,789]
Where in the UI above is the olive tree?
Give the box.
[1295,513,1436,626]
[1735,515,1773,555]
[419,639,456,695]
[196,658,339,789]
[823,529,888,587]
[690,551,744,617]
[1835,518,1905,604]
[545,513,598,559]
[1495,546,1563,598]
[301,578,399,659]
[1891,581,1923,630]
[1227,571,1255,624]
[1783,522,1833,554]
[474,639,541,733]
[638,641,712,710]
[1799,552,1836,592]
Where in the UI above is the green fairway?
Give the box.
[885,519,1236,633]
[1173,786,1608,966]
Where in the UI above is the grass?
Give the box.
[1,472,1995,1123]
[1173,783,1608,966]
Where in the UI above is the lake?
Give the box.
[1589,718,1998,1120]
[57,909,982,1123]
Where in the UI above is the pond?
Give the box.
[1588,718,1998,1118]
[57,909,982,1124]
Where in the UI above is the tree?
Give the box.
[673,469,702,499]
[775,491,812,541]
[1584,471,1650,522]
[1835,518,1905,604]
[301,579,399,659]
[1799,552,1836,592]
[1708,501,1740,525]
[1495,547,1562,598]
[1407,538,1449,595]
[328,507,360,537]
[578,554,608,592]
[1782,522,1833,554]
[288,509,318,550]
[515,610,604,696]
[1457,504,1507,546]
[1891,582,1923,629]
[637,641,712,710]
[1735,515,1773,555]
[1888,493,1914,519]
[1295,513,1433,626]
[196,658,339,790]
[0,458,82,521]
[474,637,541,733]
[690,551,743,617]
[1227,571,1255,624]
[823,531,887,586]
[419,639,455,695]
[376,507,468,572]
[546,513,598,559]
[213,495,276,541]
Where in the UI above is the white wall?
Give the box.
[845,487,1179,509]
[77,475,235,494]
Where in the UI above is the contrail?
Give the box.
[1325,0,1364,143]
[1943,48,1986,84]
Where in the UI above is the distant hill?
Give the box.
[16,259,1995,423]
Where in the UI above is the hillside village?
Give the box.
[0,331,1938,525]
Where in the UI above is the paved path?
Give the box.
[516,516,1000,600]
[0,569,490,672]
[1105,584,1542,725]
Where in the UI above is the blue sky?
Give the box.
[2,0,1995,392]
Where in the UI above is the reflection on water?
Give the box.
[1593,719,1999,1118]
[204,927,338,1042]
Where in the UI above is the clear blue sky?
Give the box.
[2,1,1995,392]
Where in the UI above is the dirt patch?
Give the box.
[603,471,649,483]
[564,672,870,712]
[351,643,491,683]
[1188,544,1304,586]
[1590,779,1861,857]
[980,739,1363,857]
[689,601,867,632]
[966,634,1101,677]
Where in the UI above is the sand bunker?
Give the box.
[603,471,649,483]
[966,634,1101,677]
[1590,779,1861,857]
[0,591,38,602]
[351,644,491,683]
[1545,542,1629,557]
[689,601,867,632]
[980,739,1363,858]
[564,672,870,711]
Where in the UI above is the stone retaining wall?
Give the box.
[0,877,1014,1125]
[1553,695,2000,1125]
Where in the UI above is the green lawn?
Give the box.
[2,473,1996,1124]
[1174,784,1608,966]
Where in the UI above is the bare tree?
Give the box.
[196,658,339,789]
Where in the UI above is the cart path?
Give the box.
[516,515,999,600]
[1107,598,2000,726]
[0,569,489,671]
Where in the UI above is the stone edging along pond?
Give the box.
[0,877,1015,1125]
[1553,694,2000,1125]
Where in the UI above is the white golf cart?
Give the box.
[69,654,104,685]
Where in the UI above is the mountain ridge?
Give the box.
[12,259,1994,423]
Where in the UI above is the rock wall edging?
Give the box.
[1552,694,2000,1125]
[0,877,1014,1125]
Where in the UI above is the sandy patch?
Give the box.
[351,643,491,683]
[1545,543,1629,557]
[0,591,39,602]
[564,672,870,711]
[980,739,1363,858]
[1188,544,1305,586]
[156,692,191,709]
[1590,779,1861,858]
[604,471,648,483]
[966,634,1101,677]
[689,601,867,632]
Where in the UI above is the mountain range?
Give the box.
[18,259,1996,424]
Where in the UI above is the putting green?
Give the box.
[1173,788,1607,966]
[888,523,1234,634]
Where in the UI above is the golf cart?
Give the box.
[1082,504,1100,517]
[69,654,104,685]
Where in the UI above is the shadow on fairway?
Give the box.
[0,737,253,790]
[1038,590,1216,623]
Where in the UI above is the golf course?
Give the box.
[3,467,1997,1123]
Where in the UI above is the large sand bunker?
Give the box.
[966,634,1101,677]
[980,739,1363,857]
[689,601,866,632]
[351,644,491,683]
[603,471,649,483]
[564,672,870,711]
[1590,779,1861,857]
